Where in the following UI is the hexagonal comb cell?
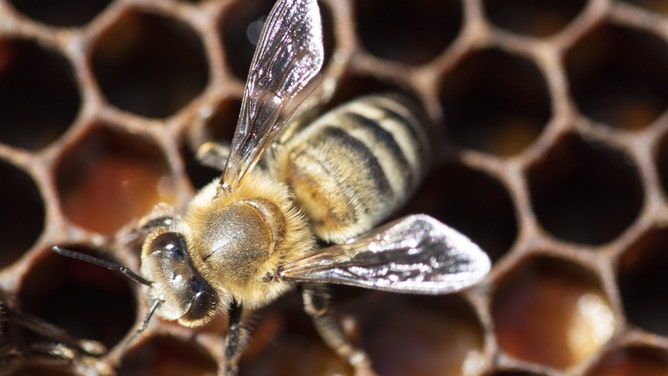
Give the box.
[91,9,208,118]
[487,372,549,376]
[439,48,551,156]
[354,0,462,65]
[19,246,136,350]
[617,227,668,336]
[241,322,351,376]
[492,255,615,369]
[0,159,44,268]
[0,38,80,150]
[55,126,175,235]
[220,0,335,81]
[361,295,485,376]
[620,0,668,15]
[527,133,643,245]
[565,23,668,130]
[325,74,422,112]
[221,0,287,81]
[118,336,218,375]
[586,346,668,375]
[406,163,517,262]
[654,130,668,197]
[7,365,78,376]
[483,0,587,37]
[182,97,241,189]
[9,0,111,27]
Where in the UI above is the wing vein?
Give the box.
[221,0,324,191]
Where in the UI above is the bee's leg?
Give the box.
[119,204,178,248]
[302,284,376,376]
[223,300,249,376]
[196,141,230,171]
[8,309,106,356]
[0,341,112,375]
[0,343,69,373]
[29,342,112,374]
[0,345,23,374]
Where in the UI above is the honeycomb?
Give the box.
[1,0,667,374]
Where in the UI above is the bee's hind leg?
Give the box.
[302,284,377,376]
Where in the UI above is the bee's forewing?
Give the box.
[280,215,491,294]
[222,0,324,191]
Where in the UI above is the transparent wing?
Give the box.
[279,215,491,294]
[221,0,324,191]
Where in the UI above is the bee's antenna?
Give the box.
[52,246,153,287]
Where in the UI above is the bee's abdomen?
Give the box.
[280,94,430,243]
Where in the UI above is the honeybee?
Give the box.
[54,0,490,374]
[0,289,110,375]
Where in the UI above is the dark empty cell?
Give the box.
[0,291,109,375]
[483,0,587,37]
[181,144,221,191]
[9,365,79,376]
[355,0,462,65]
[221,0,281,81]
[404,163,517,263]
[565,23,668,130]
[323,74,425,117]
[0,160,44,268]
[655,131,668,197]
[9,0,111,27]
[118,336,218,376]
[91,11,208,118]
[617,228,668,336]
[220,0,335,81]
[492,256,615,369]
[55,126,175,235]
[587,346,668,375]
[619,0,668,15]
[440,49,551,156]
[182,98,240,189]
[186,97,240,148]
[487,372,549,376]
[527,134,643,245]
[19,247,136,350]
[362,295,484,376]
[240,331,350,375]
[239,294,351,375]
[0,39,80,150]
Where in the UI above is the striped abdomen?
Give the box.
[276,94,430,243]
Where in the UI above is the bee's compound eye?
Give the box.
[181,277,218,323]
[151,232,187,260]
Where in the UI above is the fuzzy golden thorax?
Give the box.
[184,169,315,310]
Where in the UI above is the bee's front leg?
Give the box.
[118,203,178,250]
[302,284,377,376]
[223,300,249,376]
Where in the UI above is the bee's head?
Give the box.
[141,230,219,327]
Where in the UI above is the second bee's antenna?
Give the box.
[52,246,153,287]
